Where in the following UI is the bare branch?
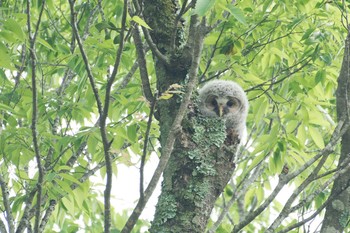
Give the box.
[100,0,128,231]
[142,26,169,64]
[266,152,337,231]
[0,174,14,233]
[277,157,350,233]
[0,219,7,233]
[26,1,46,232]
[117,61,139,91]
[15,188,36,233]
[68,0,103,115]
[38,200,56,232]
[199,22,226,81]
[207,161,265,233]
[232,118,350,233]
[140,95,157,202]
[132,25,154,102]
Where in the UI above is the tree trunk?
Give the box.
[150,115,239,232]
[143,1,241,232]
[320,32,350,233]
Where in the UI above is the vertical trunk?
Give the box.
[143,1,241,232]
[320,32,350,233]
[143,0,187,146]
[150,115,239,232]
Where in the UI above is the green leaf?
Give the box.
[37,37,56,51]
[127,124,137,143]
[228,6,247,24]
[0,103,18,115]
[61,196,75,216]
[193,0,216,16]
[56,179,74,196]
[95,21,120,32]
[87,134,98,155]
[309,126,325,149]
[131,16,152,30]
[2,18,25,41]
[158,93,174,100]
[0,42,15,70]
[59,173,81,186]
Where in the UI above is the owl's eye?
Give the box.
[227,98,241,108]
[227,100,235,107]
[205,95,218,109]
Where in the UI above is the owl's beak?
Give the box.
[218,105,224,117]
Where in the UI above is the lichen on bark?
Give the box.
[150,96,239,233]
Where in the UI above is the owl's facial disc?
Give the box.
[204,95,242,117]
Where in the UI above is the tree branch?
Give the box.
[0,219,7,233]
[140,95,157,202]
[69,0,128,231]
[199,22,226,81]
[207,161,265,233]
[26,1,46,232]
[266,151,344,232]
[68,0,103,116]
[276,155,350,233]
[100,1,128,231]
[0,174,14,233]
[132,25,154,102]
[116,60,139,91]
[232,118,350,232]
[15,188,37,233]
[38,200,56,232]
[142,26,169,64]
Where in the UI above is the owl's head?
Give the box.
[198,80,248,119]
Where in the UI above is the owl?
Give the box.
[198,80,248,141]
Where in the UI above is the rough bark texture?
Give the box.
[150,114,239,232]
[143,1,241,232]
[143,0,189,146]
[320,32,350,233]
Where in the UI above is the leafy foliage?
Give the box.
[0,0,349,232]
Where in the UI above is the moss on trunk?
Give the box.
[150,104,239,232]
[143,1,241,232]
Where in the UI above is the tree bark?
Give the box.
[320,32,350,233]
[143,1,242,232]
[150,115,239,232]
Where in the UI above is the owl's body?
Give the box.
[198,80,248,141]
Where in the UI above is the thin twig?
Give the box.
[231,119,350,233]
[266,151,333,231]
[207,162,265,233]
[276,157,350,233]
[99,0,128,231]
[116,61,139,91]
[15,188,37,233]
[200,22,227,81]
[140,95,157,202]
[68,1,103,114]
[170,0,188,52]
